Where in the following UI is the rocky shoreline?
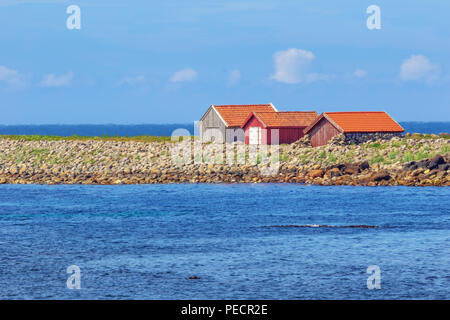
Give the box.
[0,136,449,186]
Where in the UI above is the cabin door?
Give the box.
[249,127,261,144]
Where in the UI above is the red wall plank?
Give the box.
[243,115,267,144]
[309,117,341,147]
[243,115,306,144]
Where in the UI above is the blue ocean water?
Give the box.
[0,122,448,136]
[0,184,448,300]
[0,124,194,137]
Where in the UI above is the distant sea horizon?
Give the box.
[0,122,449,137]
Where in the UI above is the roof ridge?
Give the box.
[325,111,386,114]
[254,111,281,113]
[215,104,270,107]
[278,111,317,113]
[254,111,316,113]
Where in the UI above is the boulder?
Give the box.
[404,161,418,170]
[372,171,391,182]
[428,155,445,170]
[343,164,360,175]
[325,168,341,178]
[344,167,359,175]
[359,161,370,171]
[308,169,324,178]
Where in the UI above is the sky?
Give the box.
[0,0,449,124]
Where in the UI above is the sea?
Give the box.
[0,122,449,137]
[0,184,448,299]
[0,122,449,299]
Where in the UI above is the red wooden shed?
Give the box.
[241,111,318,145]
[304,111,405,147]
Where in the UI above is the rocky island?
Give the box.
[0,133,449,186]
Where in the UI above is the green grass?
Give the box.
[0,134,182,143]
[327,153,337,163]
[441,144,450,153]
[369,142,381,148]
[297,153,309,164]
[388,151,399,160]
[30,148,50,156]
[370,155,386,164]
[406,133,449,140]
[279,153,290,162]
[368,141,390,150]
[344,150,355,162]
[402,151,414,163]
[390,141,402,148]
[401,150,435,163]
[417,151,432,161]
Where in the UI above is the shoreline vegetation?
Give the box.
[0,134,175,143]
[0,133,449,186]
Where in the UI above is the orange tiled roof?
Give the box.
[214,104,276,127]
[315,112,404,133]
[250,111,318,127]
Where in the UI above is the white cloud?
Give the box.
[270,48,333,84]
[40,71,74,87]
[270,48,315,84]
[306,72,334,83]
[353,69,367,78]
[0,65,27,87]
[170,68,197,82]
[400,55,440,83]
[117,75,145,86]
[227,69,241,87]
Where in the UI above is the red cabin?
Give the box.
[241,111,318,145]
[304,111,405,147]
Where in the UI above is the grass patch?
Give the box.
[327,153,337,163]
[390,140,403,148]
[415,151,434,161]
[369,142,381,148]
[0,134,181,143]
[299,153,309,164]
[406,133,449,140]
[402,151,414,163]
[344,150,355,162]
[370,155,386,164]
[279,153,290,162]
[441,144,450,154]
[388,151,399,160]
[30,148,50,156]
[401,150,435,163]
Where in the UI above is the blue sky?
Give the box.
[0,0,449,124]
